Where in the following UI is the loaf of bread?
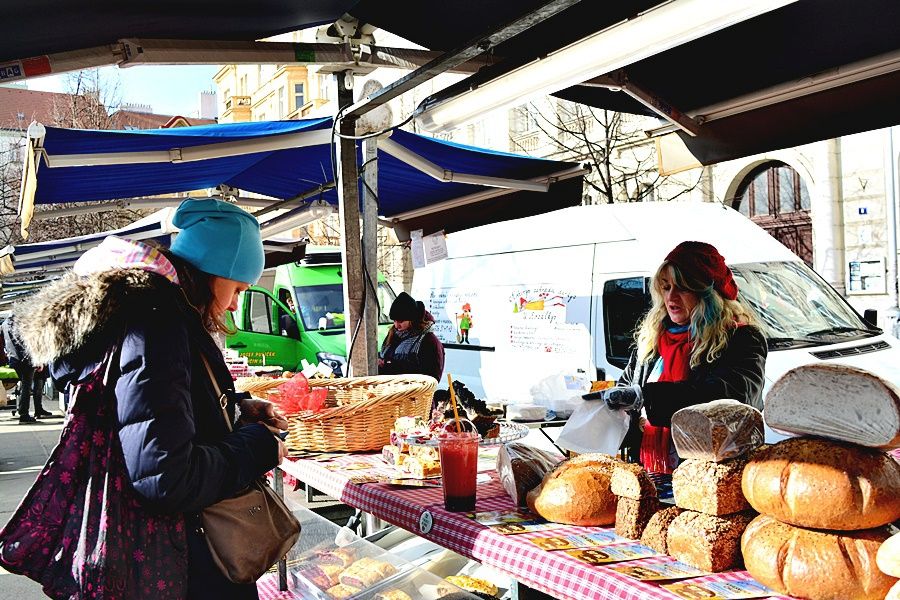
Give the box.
[666,509,755,572]
[765,363,900,449]
[672,456,750,515]
[610,462,657,500]
[615,496,659,540]
[878,532,900,578]
[496,442,562,507]
[640,506,683,555]
[671,400,763,462]
[526,453,618,526]
[742,514,897,600]
[742,437,900,530]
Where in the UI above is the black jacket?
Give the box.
[17,269,277,599]
[618,325,767,458]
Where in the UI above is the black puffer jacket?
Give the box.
[618,325,767,458]
[15,269,277,600]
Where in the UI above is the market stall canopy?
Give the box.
[23,118,585,238]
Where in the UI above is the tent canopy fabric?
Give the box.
[31,118,584,235]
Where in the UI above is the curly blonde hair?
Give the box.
[636,263,756,369]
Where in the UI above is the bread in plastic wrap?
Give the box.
[671,399,763,462]
[765,363,900,449]
[496,442,563,507]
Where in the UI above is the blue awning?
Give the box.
[28,118,585,237]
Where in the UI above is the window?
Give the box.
[733,161,810,218]
[277,87,285,119]
[246,291,274,334]
[239,74,248,95]
[294,83,305,110]
[603,277,651,369]
[509,104,538,134]
[293,283,396,330]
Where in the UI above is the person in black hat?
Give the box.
[379,292,444,382]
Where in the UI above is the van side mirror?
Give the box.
[863,309,878,328]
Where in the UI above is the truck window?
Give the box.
[293,283,397,330]
[247,290,274,334]
[603,277,651,369]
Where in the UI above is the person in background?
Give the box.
[379,292,445,382]
[279,296,301,339]
[2,315,53,423]
[600,241,767,472]
[12,199,288,599]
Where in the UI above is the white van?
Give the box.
[412,203,899,441]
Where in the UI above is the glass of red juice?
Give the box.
[438,431,479,512]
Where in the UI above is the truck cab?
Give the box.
[227,248,398,374]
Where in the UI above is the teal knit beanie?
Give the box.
[170,199,265,284]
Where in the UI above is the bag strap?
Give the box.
[200,354,233,433]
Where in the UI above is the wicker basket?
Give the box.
[239,375,437,452]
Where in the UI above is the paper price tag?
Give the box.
[609,559,707,581]
[529,531,627,551]
[565,543,658,566]
[662,574,778,599]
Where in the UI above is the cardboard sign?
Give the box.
[608,559,707,581]
[663,575,778,599]
[529,531,627,551]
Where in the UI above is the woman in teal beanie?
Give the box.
[13,199,288,599]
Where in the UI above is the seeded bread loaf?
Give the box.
[666,509,755,572]
[615,496,660,540]
[742,514,897,600]
[671,400,763,462]
[672,456,750,515]
[742,437,900,530]
[526,453,619,526]
[610,462,657,500]
[765,363,900,449]
[640,506,683,555]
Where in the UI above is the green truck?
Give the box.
[227,248,397,375]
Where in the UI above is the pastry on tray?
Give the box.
[316,547,356,568]
[338,557,398,589]
[326,583,361,599]
[405,456,441,479]
[444,575,500,599]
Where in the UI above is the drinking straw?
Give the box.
[447,374,462,433]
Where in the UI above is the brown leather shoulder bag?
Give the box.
[199,355,301,584]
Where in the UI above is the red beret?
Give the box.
[664,241,738,300]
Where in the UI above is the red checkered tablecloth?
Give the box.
[267,453,794,600]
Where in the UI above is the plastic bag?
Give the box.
[670,399,763,462]
[530,373,591,419]
[556,399,630,455]
[496,442,564,507]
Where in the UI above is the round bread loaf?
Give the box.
[741,438,900,530]
[879,533,900,578]
[742,515,897,600]
[526,453,618,525]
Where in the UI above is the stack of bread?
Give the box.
[610,463,659,540]
[526,453,619,526]
[382,417,441,478]
[740,364,900,600]
[665,400,764,572]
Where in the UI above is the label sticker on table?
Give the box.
[608,559,708,581]
[565,543,659,566]
[529,531,627,551]
[662,575,778,599]
[419,510,433,534]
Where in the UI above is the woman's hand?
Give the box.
[240,397,289,431]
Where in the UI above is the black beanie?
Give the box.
[390,292,425,321]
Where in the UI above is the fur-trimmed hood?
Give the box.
[13,268,176,366]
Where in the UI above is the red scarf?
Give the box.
[641,327,692,474]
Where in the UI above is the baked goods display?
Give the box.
[666,510,755,573]
[431,380,503,439]
[639,506,683,555]
[672,455,751,516]
[741,437,900,530]
[526,453,619,526]
[339,557,399,589]
[671,400,763,462]
[741,515,897,600]
[496,442,562,507]
[615,496,659,540]
[610,462,657,500]
[443,575,499,599]
[294,548,404,599]
[764,363,900,449]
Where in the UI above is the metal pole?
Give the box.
[884,126,900,336]
[273,467,288,591]
[335,70,373,376]
[362,138,380,375]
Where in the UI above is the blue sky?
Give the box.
[26,65,220,118]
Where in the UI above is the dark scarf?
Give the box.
[381,323,432,373]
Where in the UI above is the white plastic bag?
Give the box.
[556,400,630,455]
[530,373,591,418]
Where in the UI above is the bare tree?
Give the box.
[510,99,701,204]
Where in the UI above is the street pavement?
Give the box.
[0,410,65,599]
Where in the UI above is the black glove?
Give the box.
[592,384,643,411]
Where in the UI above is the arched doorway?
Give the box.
[731,161,813,266]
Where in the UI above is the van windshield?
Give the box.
[293,283,396,330]
[732,261,876,345]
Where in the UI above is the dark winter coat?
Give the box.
[379,321,444,382]
[14,269,277,600]
[617,325,767,458]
